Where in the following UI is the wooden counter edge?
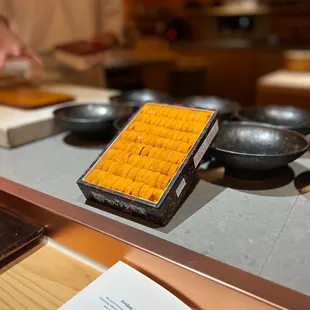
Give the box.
[0,177,309,310]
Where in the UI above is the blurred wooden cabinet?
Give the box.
[266,1,310,43]
[172,45,284,105]
[284,50,310,72]
[256,70,310,109]
[254,50,284,77]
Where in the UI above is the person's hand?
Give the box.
[90,33,118,49]
[0,21,41,68]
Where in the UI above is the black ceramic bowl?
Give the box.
[54,103,131,135]
[110,89,174,111]
[237,105,310,135]
[181,96,240,120]
[210,122,309,175]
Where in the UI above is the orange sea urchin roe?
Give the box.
[85,103,212,203]
[85,169,100,183]
[107,162,119,174]
[144,187,155,201]
[153,189,164,202]
[124,179,134,195]
[120,164,132,178]
[168,164,179,177]
[161,176,171,190]
[104,149,119,160]
[101,159,113,172]
[135,169,148,182]
[132,182,144,196]
[139,184,151,199]
[127,167,140,181]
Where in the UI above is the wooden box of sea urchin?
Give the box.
[77,102,218,226]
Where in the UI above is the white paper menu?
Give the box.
[59,261,191,310]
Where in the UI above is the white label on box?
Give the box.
[59,261,191,310]
[176,178,186,197]
[193,121,219,168]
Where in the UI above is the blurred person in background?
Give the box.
[0,0,124,86]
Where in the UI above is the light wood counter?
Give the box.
[0,242,102,309]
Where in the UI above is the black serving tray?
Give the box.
[0,208,44,261]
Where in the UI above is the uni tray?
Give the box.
[78,103,218,226]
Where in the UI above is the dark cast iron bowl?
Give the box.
[110,89,174,111]
[181,96,241,121]
[54,103,131,135]
[237,105,310,135]
[209,122,309,175]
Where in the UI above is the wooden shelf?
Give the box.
[207,5,269,16]
[267,0,310,15]
[0,242,102,309]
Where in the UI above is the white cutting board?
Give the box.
[258,69,310,89]
[0,84,118,148]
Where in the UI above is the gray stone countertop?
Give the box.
[0,132,310,296]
